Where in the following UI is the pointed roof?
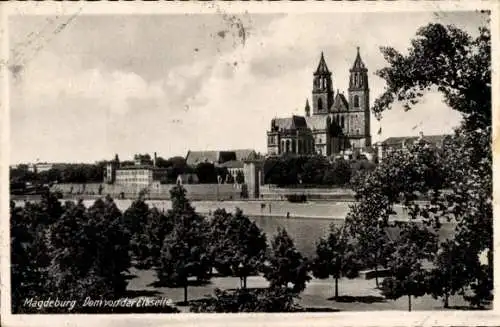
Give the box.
[331,93,349,112]
[351,47,366,71]
[305,99,310,111]
[314,52,331,75]
[305,115,328,130]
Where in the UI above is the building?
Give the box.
[267,48,371,157]
[219,160,245,183]
[27,163,54,173]
[104,153,169,186]
[185,149,258,167]
[377,132,451,162]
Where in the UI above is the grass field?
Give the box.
[126,267,481,312]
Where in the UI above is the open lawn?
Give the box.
[126,267,479,312]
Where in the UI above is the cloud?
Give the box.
[10,11,487,163]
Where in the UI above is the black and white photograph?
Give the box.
[2,1,498,325]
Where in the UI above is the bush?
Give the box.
[189,288,302,313]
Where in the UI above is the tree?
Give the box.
[351,220,393,288]
[215,167,229,184]
[312,224,359,299]
[157,185,211,304]
[85,196,132,294]
[373,20,491,131]
[426,240,471,308]
[195,162,218,184]
[45,197,132,309]
[122,198,151,268]
[263,228,310,293]
[11,201,51,313]
[301,155,329,185]
[190,287,302,313]
[235,170,245,184]
[147,206,175,267]
[344,194,395,289]
[380,223,438,311]
[373,20,492,307]
[209,208,267,288]
[226,173,235,184]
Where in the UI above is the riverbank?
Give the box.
[14,198,417,221]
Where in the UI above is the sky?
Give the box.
[9,10,489,164]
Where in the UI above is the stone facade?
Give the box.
[267,48,371,157]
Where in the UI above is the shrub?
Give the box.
[286,194,307,203]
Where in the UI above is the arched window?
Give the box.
[281,140,285,153]
[298,140,302,154]
[286,140,291,153]
[341,116,345,129]
[318,98,323,111]
[292,139,296,153]
[354,95,360,107]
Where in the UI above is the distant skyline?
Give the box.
[9,11,489,164]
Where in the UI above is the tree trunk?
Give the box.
[243,276,247,289]
[375,265,379,288]
[335,277,339,299]
[184,278,188,304]
[408,295,412,312]
[444,293,449,308]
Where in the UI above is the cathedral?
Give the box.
[266,48,371,157]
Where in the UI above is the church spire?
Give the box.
[305,99,310,117]
[349,47,368,90]
[312,51,334,115]
[314,51,331,75]
[351,46,366,71]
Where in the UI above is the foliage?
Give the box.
[263,228,311,293]
[380,223,437,311]
[156,185,211,302]
[346,205,394,288]
[235,170,245,184]
[45,197,132,305]
[10,192,184,313]
[10,193,61,313]
[373,21,491,131]
[10,163,106,186]
[312,224,360,298]
[225,173,235,184]
[264,155,357,187]
[195,162,218,183]
[426,239,471,308]
[372,21,492,306]
[190,287,302,313]
[209,208,267,288]
[122,198,151,268]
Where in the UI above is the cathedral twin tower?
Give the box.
[267,48,371,157]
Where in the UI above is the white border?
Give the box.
[1,1,499,326]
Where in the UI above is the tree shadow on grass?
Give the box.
[327,295,386,303]
[148,279,212,288]
[175,297,211,307]
[302,307,342,312]
[448,305,491,311]
[124,289,161,297]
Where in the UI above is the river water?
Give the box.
[13,199,455,258]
